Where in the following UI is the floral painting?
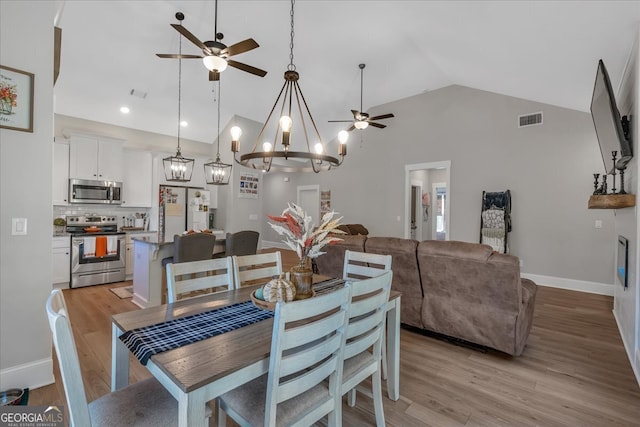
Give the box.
[0,65,34,133]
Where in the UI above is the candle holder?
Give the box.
[618,167,627,194]
[611,151,618,193]
[593,173,600,195]
[599,174,608,195]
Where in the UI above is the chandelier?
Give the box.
[204,81,233,185]
[163,26,194,182]
[231,0,348,173]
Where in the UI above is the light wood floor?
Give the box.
[33,249,640,426]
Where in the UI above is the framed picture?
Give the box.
[238,173,259,199]
[0,65,34,133]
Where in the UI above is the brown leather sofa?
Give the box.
[314,236,537,356]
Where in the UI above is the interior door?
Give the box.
[297,185,320,225]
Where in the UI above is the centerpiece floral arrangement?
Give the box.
[268,203,345,268]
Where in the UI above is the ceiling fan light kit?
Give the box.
[163,25,194,183]
[202,55,228,72]
[232,0,347,173]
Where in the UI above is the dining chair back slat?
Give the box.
[343,250,392,281]
[166,257,234,303]
[232,252,282,288]
[217,285,352,427]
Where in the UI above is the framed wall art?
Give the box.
[0,65,34,133]
[238,173,259,199]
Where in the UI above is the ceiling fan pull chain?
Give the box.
[288,0,296,71]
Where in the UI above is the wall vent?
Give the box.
[518,112,543,127]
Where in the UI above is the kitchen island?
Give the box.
[131,231,225,308]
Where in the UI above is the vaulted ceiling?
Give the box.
[53,1,640,145]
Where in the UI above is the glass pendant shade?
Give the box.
[163,149,194,182]
[354,120,369,130]
[204,154,232,185]
[203,55,228,72]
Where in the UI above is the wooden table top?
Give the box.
[113,281,400,393]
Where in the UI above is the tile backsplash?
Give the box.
[53,205,152,230]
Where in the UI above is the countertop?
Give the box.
[132,230,225,246]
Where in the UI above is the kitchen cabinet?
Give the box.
[125,232,156,279]
[69,134,124,182]
[53,139,70,205]
[52,236,71,287]
[122,149,153,207]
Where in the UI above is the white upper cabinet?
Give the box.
[53,139,70,205]
[122,149,153,207]
[69,134,124,181]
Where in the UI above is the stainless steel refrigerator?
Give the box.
[159,185,211,242]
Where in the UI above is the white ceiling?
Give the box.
[54,1,640,146]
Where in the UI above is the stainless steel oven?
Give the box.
[67,215,125,288]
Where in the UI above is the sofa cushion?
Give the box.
[314,235,366,279]
[365,237,422,329]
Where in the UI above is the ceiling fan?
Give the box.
[156,3,267,82]
[329,63,394,131]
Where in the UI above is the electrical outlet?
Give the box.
[12,218,27,235]
[249,214,258,221]
[595,220,603,229]
[519,259,524,268]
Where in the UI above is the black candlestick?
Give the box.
[593,173,600,195]
[601,174,608,194]
[611,151,617,193]
[618,167,627,194]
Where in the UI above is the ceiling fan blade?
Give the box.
[328,120,353,123]
[347,125,356,132]
[171,23,210,53]
[227,60,267,77]
[369,122,387,129]
[156,53,203,59]
[221,38,259,57]
[368,113,395,121]
[209,70,220,81]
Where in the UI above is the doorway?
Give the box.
[297,185,320,224]
[404,161,451,240]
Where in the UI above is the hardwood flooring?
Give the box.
[32,249,640,426]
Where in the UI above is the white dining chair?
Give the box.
[343,249,393,381]
[342,270,393,426]
[46,288,211,426]
[166,256,234,303]
[216,284,352,427]
[232,251,282,289]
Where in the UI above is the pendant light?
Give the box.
[231,0,348,173]
[204,81,232,185]
[163,18,194,182]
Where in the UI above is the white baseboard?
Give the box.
[522,273,614,296]
[261,240,288,250]
[0,358,54,391]
[613,310,640,387]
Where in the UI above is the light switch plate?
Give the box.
[12,218,27,235]
[249,214,258,221]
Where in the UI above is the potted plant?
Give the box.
[267,203,345,299]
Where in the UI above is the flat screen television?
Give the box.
[590,59,633,174]
[617,235,628,288]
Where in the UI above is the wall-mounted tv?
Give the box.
[590,59,633,174]
[617,235,628,288]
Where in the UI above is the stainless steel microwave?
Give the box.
[69,179,122,205]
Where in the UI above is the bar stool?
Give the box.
[213,230,259,259]
[161,233,216,303]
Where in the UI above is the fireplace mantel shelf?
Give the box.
[588,194,636,209]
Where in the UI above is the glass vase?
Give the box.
[290,259,313,299]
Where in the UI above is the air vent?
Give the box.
[130,89,148,99]
[518,112,543,127]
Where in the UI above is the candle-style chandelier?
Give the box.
[231,0,348,173]
[163,15,194,182]
[204,81,233,185]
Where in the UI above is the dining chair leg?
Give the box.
[381,327,388,380]
[347,388,357,407]
[216,400,227,427]
[372,368,386,427]
[329,400,341,427]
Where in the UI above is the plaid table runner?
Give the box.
[119,301,274,365]
[314,278,346,295]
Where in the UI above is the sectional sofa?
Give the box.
[314,235,537,356]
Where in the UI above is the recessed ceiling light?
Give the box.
[180,121,188,127]
[120,106,130,114]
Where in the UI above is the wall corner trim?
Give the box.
[613,310,640,388]
[522,273,614,296]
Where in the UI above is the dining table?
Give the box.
[111,278,401,427]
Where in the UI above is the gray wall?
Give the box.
[262,85,616,285]
[613,33,639,381]
[0,2,55,388]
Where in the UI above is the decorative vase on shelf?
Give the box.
[290,258,313,299]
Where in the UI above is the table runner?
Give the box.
[314,278,346,295]
[119,301,274,365]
